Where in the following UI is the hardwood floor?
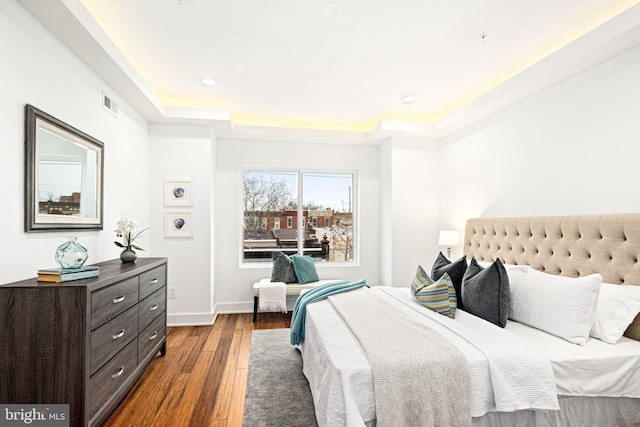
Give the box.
[104,312,292,427]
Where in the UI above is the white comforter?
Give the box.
[301,286,560,426]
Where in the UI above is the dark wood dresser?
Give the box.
[0,258,168,426]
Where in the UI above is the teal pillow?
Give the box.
[412,266,457,319]
[291,255,319,284]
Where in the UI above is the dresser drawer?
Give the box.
[90,305,138,375]
[91,277,139,330]
[89,339,138,419]
[139,287,166,332]
[138,313,166,364]
[139,265,166,300]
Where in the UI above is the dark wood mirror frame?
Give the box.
[25,104,104,232]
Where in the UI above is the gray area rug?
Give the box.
[243,329,318,427]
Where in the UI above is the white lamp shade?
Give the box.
[438,230,461,246]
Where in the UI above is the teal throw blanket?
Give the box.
[290,279,369,345]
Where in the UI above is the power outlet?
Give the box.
[168,288,176,299]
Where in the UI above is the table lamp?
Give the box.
[438,230,461,259]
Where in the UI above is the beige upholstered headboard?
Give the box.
[464,214,640,340]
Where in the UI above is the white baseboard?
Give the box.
[167,311,217,327]
[167,297,297,326]
[215,301,255,314]
[216,298,297,314]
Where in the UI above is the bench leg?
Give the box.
[253,296,258,322]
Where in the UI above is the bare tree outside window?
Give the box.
[326,199,353,262]
[243,172,295,229]
[242,170,355,263]
[303,172,354,262]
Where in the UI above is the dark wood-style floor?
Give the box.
[103,312,292,427]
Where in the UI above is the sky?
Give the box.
[39,162,82,200]
[244,170,353,212]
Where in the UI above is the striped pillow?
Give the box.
[411,266,457,319]
[411,265,431,293]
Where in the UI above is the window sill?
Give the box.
[239,261,359,269]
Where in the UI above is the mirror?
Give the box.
[25,104,104,232]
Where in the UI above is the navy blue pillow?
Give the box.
[431,252,467,309]
[462,258,511,328]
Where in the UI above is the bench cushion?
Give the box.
[253,280,341,297]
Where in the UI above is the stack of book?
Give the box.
[37,265,99,283]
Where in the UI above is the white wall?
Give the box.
[214,138,380,312]
[392,138,441,285]
[6,0,640,324]
[378,139,393,285]
[0,1,150,284]
[439,44,640,257]
[148,124,214,325]
[383,138,441,287]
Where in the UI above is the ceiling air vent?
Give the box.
[102,91,119,117]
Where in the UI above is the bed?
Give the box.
[299,214,640,426]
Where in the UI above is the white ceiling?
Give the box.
[17,0,640,142]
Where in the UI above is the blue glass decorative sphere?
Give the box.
[55,236,88,269]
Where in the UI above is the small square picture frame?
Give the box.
[164,211,193,238]
[164,179,192,207]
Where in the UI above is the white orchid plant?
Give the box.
[114,215,148,252]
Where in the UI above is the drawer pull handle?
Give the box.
[112,295,125,304]
[112,329,125,340]
[111,366,124,380]
[150,304,159,311]
[149,331,158,341]
[150,278,159,285]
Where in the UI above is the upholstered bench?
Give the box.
[252,279,340,322]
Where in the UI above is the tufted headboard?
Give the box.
[464,213,640,340]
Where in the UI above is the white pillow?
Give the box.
[590,283,640,344]
[476,259,530,272]
[508,269,601,345]
[505,264,531,273]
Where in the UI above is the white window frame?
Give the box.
[240,167,358,267]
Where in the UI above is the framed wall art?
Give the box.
[164,179,192,207]
[164,211,193,238]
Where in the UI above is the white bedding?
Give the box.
[301,286,640,427]
[505,321,640,398]
[328,287,472,426]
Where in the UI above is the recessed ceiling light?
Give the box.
[321,3,340,16]
[401,94,415,103]
[201,78,216,86]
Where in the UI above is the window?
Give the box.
[242,170,355,263]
